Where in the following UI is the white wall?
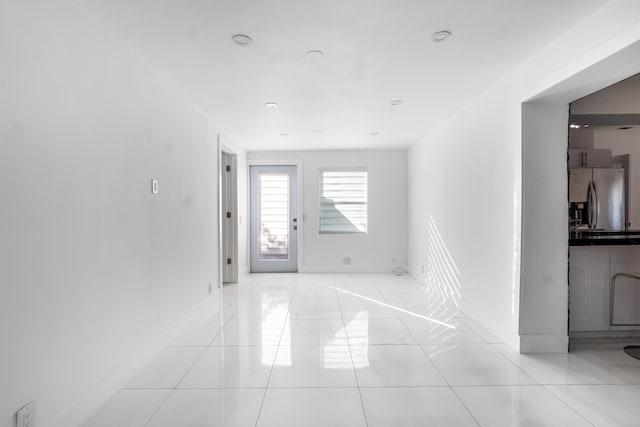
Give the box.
[0,1,227,426]
[408,2,640,351]
[248,150,408,273]
[408,84,523,348]
[520,103,571,352]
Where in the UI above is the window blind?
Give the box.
[319,169,367,234]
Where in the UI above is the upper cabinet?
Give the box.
[568,148,612,168]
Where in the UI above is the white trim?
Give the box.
[519,334,569,354]
[217,135,223,288]
[238,265,250,281]
[408,272,521,351]
[300,263,394,273]
[48,293,220,427]
[248,159,304,272]
[458,300,520,352]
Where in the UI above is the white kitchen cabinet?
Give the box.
[609,246,640,328]
[568,148,612,168]
[569,247,610,331]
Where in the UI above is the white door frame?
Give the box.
[219,140,238,284]
[248,159,303,273]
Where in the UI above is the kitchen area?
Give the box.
[568,72,640,338]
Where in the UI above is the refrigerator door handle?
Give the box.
[587,182,593,228]
[592,181,598,228]
[587,181,599,229]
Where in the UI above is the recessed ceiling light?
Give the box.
[231,34,253,46]
[313,129,323,133]
[306,50,324,59]
[370,132,380,136]
[265,102,279,109]
[390,100,402,106]
[280,133,289,137]
[431,30,451,42]
[569,124,581,129]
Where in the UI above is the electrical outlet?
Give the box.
[17,402,34,427]
[343,256,351,265]
[208,282,213,294]
[421,264,425,274]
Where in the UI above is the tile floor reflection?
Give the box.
[84,273,640,426]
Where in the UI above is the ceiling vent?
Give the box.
[231,34,253,46]
[431,30,451,42]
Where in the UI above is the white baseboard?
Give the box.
[458,301,521,351]
[407,272,522,352]
[48,293,219,427]
[406,273,569,354]
[519,334,569,353]
[299,264,394,273]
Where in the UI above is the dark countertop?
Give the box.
[570,230,640,246]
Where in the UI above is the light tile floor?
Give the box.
[83,273,640,426]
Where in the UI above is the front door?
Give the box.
[250,165,298,272]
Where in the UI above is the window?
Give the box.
[319,168,367,234]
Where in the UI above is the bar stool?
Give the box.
[609,272,640,360]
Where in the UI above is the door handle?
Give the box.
[587,181,598,229]
[592,181,598,228]
[587,182,593,228]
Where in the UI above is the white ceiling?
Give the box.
[81,0,607,151]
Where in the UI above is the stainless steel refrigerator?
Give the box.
[569,168,625,230]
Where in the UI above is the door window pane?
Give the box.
[259,173,290,260]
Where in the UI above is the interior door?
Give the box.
[250,165,298,272]
[221,150,238,283]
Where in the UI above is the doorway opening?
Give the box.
[520,39,640,353]
[567,73,640,338]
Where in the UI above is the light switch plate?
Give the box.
[151,179,158,195]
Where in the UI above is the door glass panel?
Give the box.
[259,173,289,260]
[250,164,297,273]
